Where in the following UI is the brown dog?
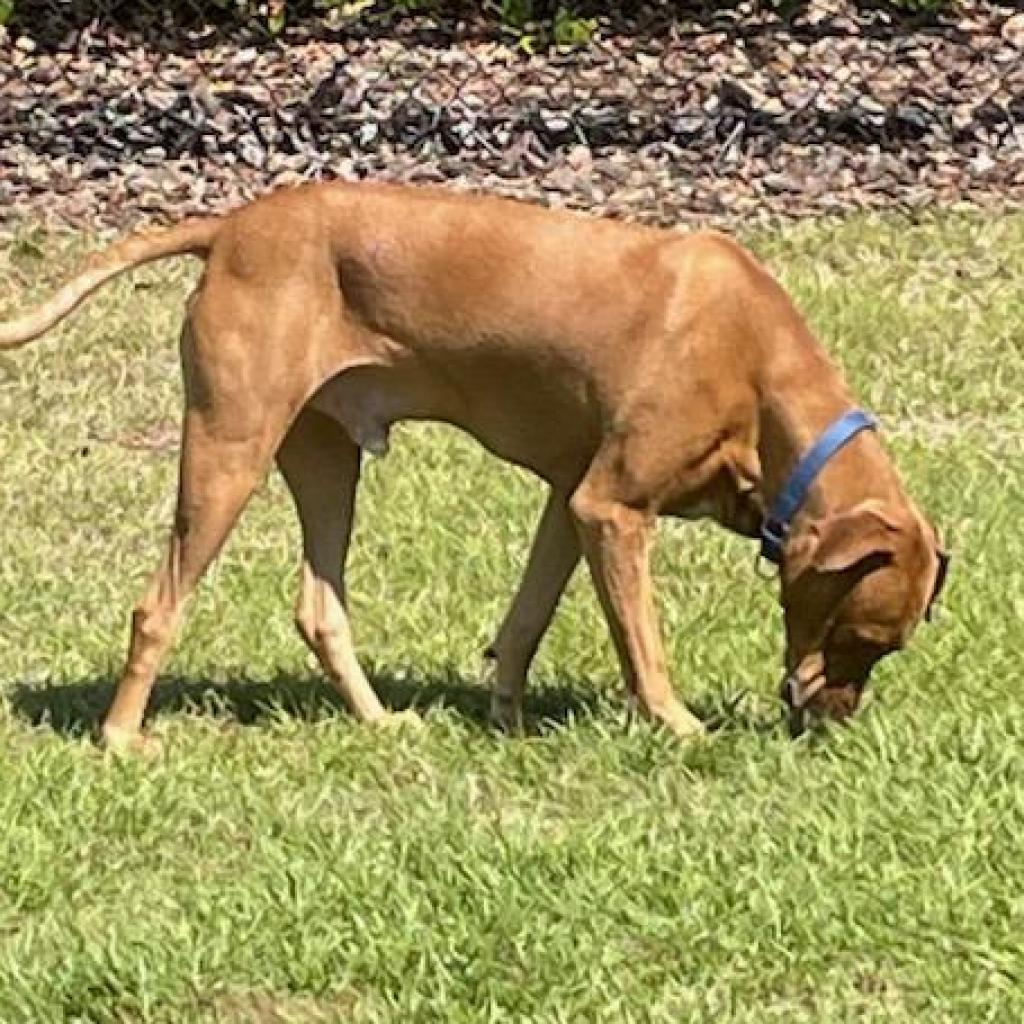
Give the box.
[1,182,947,749]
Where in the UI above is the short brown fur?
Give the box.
[1,182,947,748]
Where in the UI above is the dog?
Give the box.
[1,182,948,750]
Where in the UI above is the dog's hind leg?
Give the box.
[276,407,411,726]
[100,403,287,753]
[570,464,705,740]
[484,490,580,733]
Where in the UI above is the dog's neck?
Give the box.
[757,359,905,527]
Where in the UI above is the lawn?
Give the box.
[0,211,1022,1023]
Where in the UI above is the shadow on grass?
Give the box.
[6,668,783,743]
[4,669,608,740]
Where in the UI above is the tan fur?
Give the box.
[1,182,946,748]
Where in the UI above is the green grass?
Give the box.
[0,211,1022,1022]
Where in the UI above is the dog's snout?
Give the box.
[780,666,866,736]
[780,673,807,737]
[779,672,795,708]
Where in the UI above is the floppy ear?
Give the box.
[925,547,951,621]
[808,501,901,574]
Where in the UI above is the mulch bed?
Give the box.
[1,0,1022,231]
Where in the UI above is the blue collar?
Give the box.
[760,409,878,565]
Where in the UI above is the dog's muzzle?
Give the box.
[780,669,827,737]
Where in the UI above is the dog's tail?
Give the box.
[0,217,220,350]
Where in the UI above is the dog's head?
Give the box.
[778,499,949,734]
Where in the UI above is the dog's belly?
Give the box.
[309,351,599,488]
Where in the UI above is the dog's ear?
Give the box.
[925,546,950,621]
[807,501,901,574]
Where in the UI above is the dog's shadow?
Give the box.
[6,668,778,741]
[5,669,609,740]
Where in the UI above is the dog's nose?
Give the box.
[780,673,807,738]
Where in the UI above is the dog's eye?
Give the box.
[826,633,897,676]
[857,639,893,661]
[832,624,900,655]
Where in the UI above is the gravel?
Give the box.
[0,0,1021,231]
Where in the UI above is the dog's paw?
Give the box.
[374,709,423,731]
[100,726,164,760]
[647,701,707,740]
[489,694,525,736]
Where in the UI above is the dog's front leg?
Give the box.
[485,490,580,733]
[570,479,705,739]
